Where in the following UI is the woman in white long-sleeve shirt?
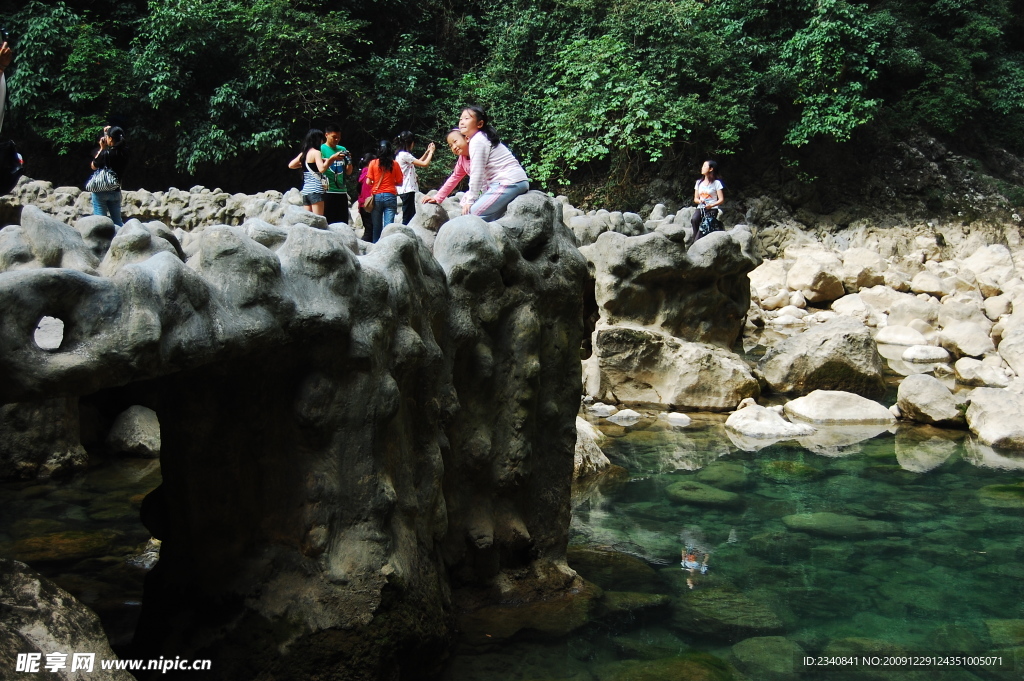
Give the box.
[458,105,529,222]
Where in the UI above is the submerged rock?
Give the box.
[670,586,784,641]
[665,480,743,507]
[566,546,659,593]
[592,652,738,681]
[760,460,823,482]
[730,635,805,681]
[781,512,898,538]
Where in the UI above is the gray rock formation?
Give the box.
[581,224,760,348]
[578,224,761,410]
[0,192,586,679]
[584,327,759,410]
[574,417,611,480]
[757,317,886,397]
[0,398,86,479]
[0,559,134,680]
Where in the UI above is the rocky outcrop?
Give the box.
[579,223,761,410]
[584,327,759,410]
[575,417,611,480]
[0,192,586,679]
[0,559,133,681]
[757,317,886,397]
[581,224,761,348]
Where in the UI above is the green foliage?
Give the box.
[777,0,887,146]
[131,0,364,173]
[3,0,1023,190]
[534,34,695,183]
[7,1,133,150]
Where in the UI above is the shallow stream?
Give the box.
[2,418,1023,680]
[441,415,1024,681]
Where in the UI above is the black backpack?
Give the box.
[0,138,22,194]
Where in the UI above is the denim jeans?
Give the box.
[91,190,123,227]
[370,192,397,242]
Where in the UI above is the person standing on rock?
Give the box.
[691,160,725,242]
[366,139,403,242]
[393,130,435,225]
[89,126,128,227]
[459,105,529,222]
[356,152,376,240]
[320,124,353,225]
[288,128,347,217]
[423,129,471,207]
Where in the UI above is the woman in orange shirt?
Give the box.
[366,139,404,243]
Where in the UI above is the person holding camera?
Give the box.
[393,130,435,225]
[90,126,128,226]
[288,128,347,217]
[321,124,352,225]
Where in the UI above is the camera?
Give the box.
[1,29,9,45]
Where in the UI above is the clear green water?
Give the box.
[3,420,1023,680]
[0,458,160,650]
[442,415,1024,681]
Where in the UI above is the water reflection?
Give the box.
[447,415,1024,680]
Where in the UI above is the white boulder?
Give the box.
[784,390,896,426]
[896,374,964,426]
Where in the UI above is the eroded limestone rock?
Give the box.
[581,224,760,348]
[757,317,886,397]
[584,327,759,411]
[0,192,587,678]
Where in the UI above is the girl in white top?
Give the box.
[690,160,725,242]
[458,105,530,222]
[393,130,435,225]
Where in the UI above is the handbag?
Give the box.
[697,207,722,239]
[362,162,385,211]
[85,166,119,193]
[307,160,329,193]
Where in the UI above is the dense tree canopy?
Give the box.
[1,0,1022,200]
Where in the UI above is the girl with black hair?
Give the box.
[691,160,725,242]
[366,139,404,242]
[288,128,347,216]
[393,130,435,225]
[458,105,529,222]
[90,126,128,226]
